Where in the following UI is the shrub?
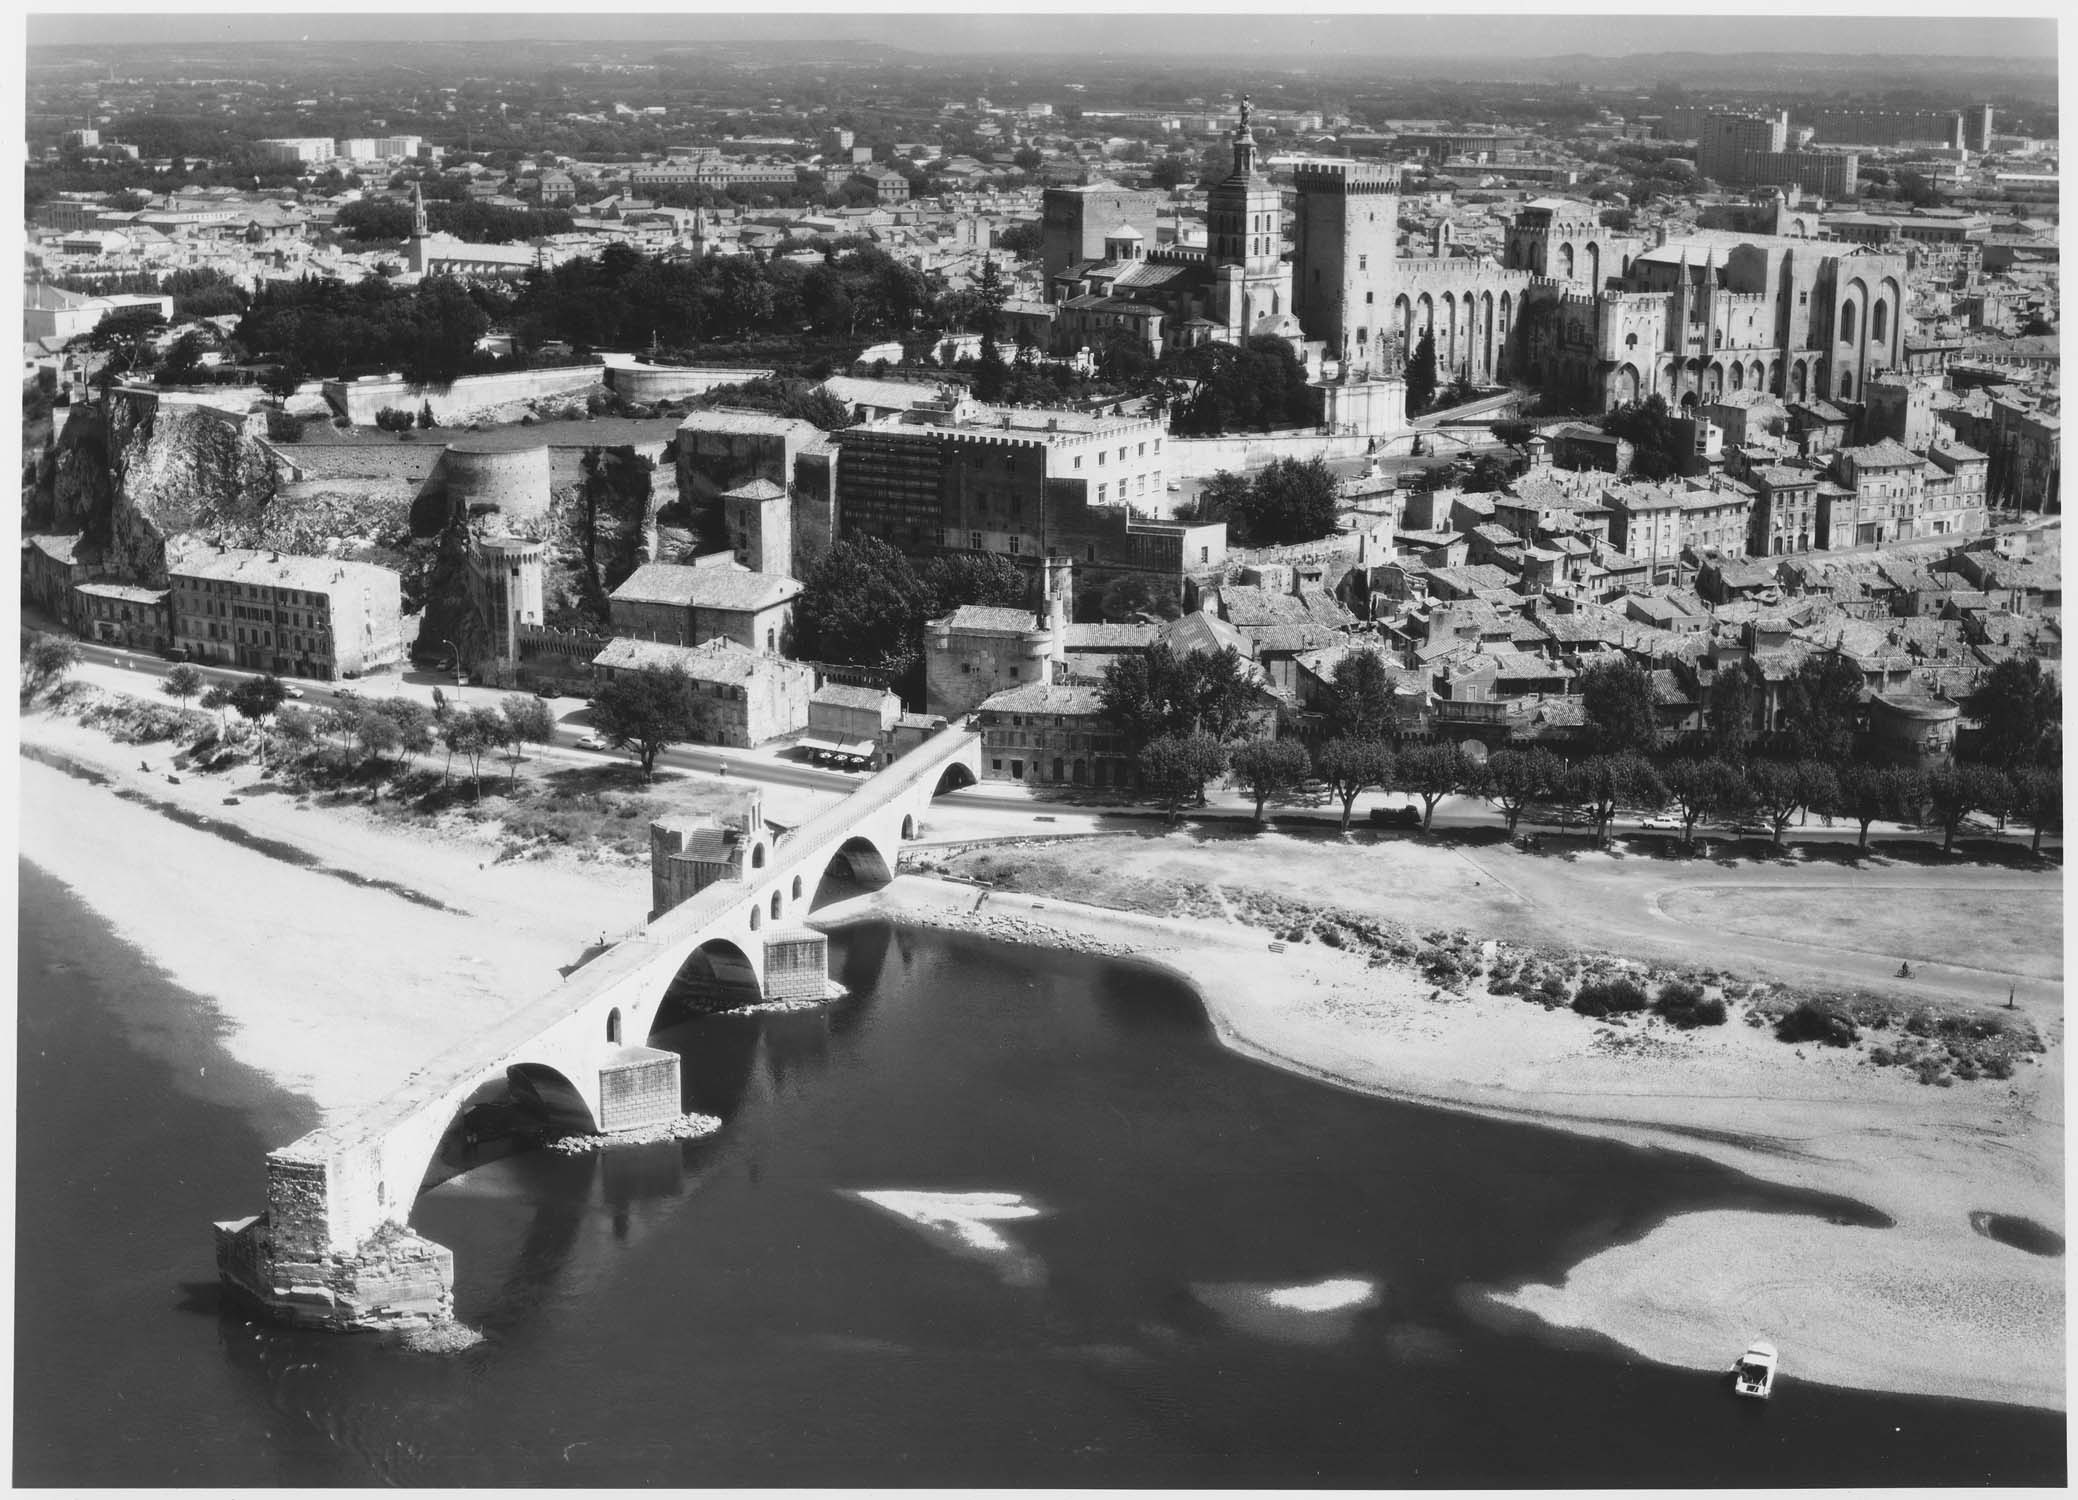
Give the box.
[1775,999,1859,1047]
[1537,974,1569,1002]
[1653,979,1727,1029]
[373,406,416,432]
[1573,976,1649,1017]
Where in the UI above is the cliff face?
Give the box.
[23,391,287,585]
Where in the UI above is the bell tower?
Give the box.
[1206,93,1293,339]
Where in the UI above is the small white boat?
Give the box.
[1731,1341,1779,1399]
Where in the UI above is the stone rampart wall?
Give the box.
[323,367,606,427]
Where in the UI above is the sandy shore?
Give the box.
[19,711,649,1125]
[821,876,2065,1413]
[18,698,2063,1411]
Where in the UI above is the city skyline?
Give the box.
[25,8,2062,61]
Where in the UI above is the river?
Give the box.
[15,862,2064,1485]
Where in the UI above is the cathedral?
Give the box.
[1043,98,1309,365]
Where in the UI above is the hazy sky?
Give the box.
[22,8,2062,60]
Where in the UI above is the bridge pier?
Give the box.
[214,724,984,1331]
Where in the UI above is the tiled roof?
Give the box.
[810,682,894,710]
[168,546,398,593]
[977,681,1108,715]
[936,604,1040,634]
[1838,438,1922,470]
[593,635,780,684]
[1063,621,1160,650]
[610,562,801,613]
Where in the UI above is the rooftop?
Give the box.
[609,562,802,613]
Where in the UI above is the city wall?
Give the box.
[322,367,607,427]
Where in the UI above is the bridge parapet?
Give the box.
[217,724,983,1329]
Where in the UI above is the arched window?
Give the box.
[792,875,803,900]
[1871,301,1888,344]
[749,907,761,931]
[770,891,781,920]
[1840,301,1857,344]
[1839,371,1853,398]
[901,814,917,839]
[606,1008,622,1045]
[751,843,766,869]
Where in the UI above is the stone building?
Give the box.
[1043,99,1305,364]
[590,636,812,749]
[973,680,1132,789]
[1832,439,1927,545]
[648,789,775,919]
[466,534,546,666]
[22,533,101,623]
[1518,228,1909,415]
[673,408,830,566]
[607,558,802,655]
[72,581,170,652]
[168,547,405,679]
[834,401,1224,591]
[802,682,903,765]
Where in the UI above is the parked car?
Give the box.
[575,733,610,752]
[281,684,305,699]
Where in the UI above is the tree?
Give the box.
[1745,759,1837,847]
[1481,746,1563,834]
[1963,657,2060,770]
[1600,394,1687,481]
[260,358,305,402]
[971,256,1009,402]
[1777,653,1865,764]
[1228,737,1311,824]
[1395,741,1470,831]
[1660,757,1748,845]
[1572,753,1665,842]
[1324,649,1398,741]
[1923,763,2009,855]
[1705,656,1764,762]
[1579,658,1662,756]
[1242,456,1342,546]
[1829,763,1925,852]
[161,663,204,713]
[228,676,288,765]
[417,400,437,429]
[1100,644,1257,754]
[1406,327,1438,416]
[1139,733,1228,823]
[156,331,205,385]
[353,706,403,763]
[1316,737,1394,832]
[439,706,504,797]
[21,634,82,704]
[2005,764,2063,856]
[591,667,698,778]
[793,537,933,679]
[366,698,435,766]
[200,683,234,733]
[497,695,557,788]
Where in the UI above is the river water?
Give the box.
[15,862,2065,1486]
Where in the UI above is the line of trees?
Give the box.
[1094,644,2062,855]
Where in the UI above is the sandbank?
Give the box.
[17,700,2064,1411]
[822,875,2065,1412]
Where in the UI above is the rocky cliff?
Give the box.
[23,390,286,585]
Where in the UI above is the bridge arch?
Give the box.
[416,1060,600,1196]
[655,936,764,1028]
[934,762,976,795]
[812,835,895,908]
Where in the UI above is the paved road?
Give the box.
[45,636,2059,850]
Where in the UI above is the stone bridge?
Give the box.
[215,725,983,1330]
